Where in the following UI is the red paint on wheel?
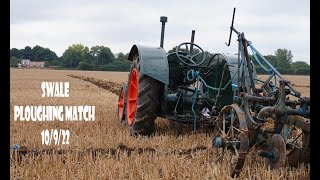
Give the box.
[127,68,138,126]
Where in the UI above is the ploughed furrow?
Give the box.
[68,74,121,95]
[11,143,210,161]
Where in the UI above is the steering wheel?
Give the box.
[175,42,206,67]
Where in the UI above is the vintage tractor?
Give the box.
[117,8,310,177]
[117,16,257,135]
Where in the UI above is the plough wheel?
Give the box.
[281,115,310,167]
[212,104,249,178]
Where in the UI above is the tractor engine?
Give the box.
[162,49,252,123]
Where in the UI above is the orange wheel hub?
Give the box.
[118,90,125,120]
[127,68,138,126]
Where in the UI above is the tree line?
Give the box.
[252,49,310,75]
[10,44,309,75]
[10,44,132,71]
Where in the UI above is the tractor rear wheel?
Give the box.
[125,54,162,135]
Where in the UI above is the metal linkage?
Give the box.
[212,8,310,177]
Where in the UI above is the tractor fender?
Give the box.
[128,44,169,85]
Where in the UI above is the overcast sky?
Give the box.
[10,0,310,64]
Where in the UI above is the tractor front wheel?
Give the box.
[117,82,127,124]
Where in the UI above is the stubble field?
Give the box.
[10,69,310,179]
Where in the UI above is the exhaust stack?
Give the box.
[160,16,168,48]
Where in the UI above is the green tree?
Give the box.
[31,45,59,62]
[10,57,21,67]
[263,55,277,67]
[61,44,89,68]
[84,52,95,65]
[32,45,46,61]
[124,53,129,59]
[23,46,34,60]
[294,68,310,75]
[274,48,293,68]
[116,52,126,60]
[90,46,100,57]
[10,48,23,58]
[291,61,309,69]
[252,54,277,74]
[98,47,115,66]
[90,46,115,69]
[77,62,95,70]
[90,46,100,66]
